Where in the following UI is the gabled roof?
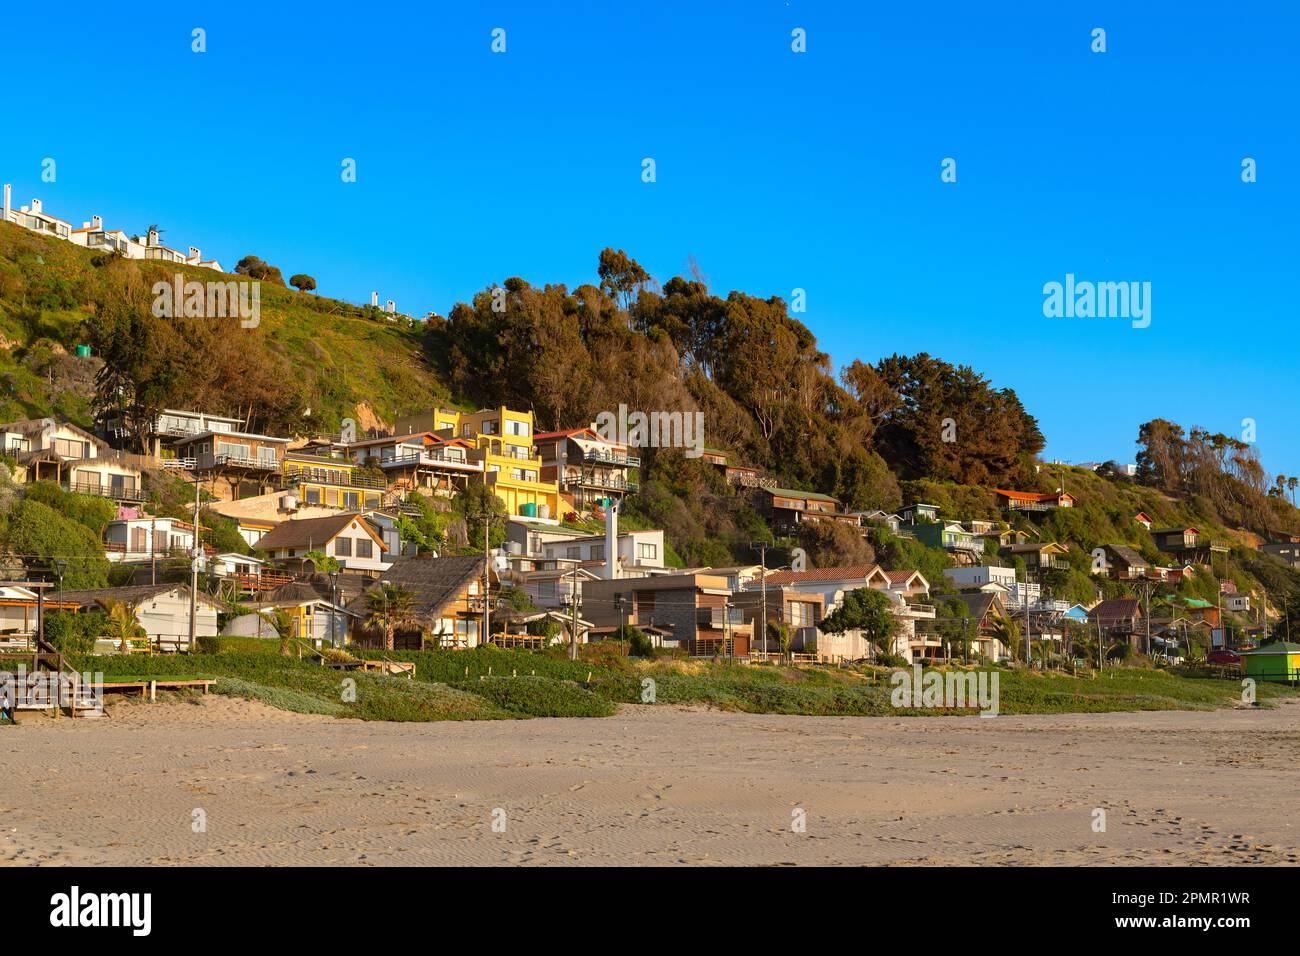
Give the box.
[0,417,105,448]
[56,583,227,612]
[254,513,388,553]
[1004,541,1069,555]
[347,554,486,619]
[760,565,888,586]
[1105,544,1148,567]
[884,569,930,590]
[1089,598,1141,623]
[952,591,1005,622]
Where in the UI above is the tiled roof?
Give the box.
[761,565,884,585]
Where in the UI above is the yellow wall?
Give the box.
[434,406,560,518]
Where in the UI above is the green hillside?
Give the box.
[0,221,446,436]
[4,222,1300,639]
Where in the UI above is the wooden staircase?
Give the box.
[0,639,105,722]
[381,481,424,517]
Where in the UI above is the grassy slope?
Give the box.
[67,645,1300,721]
[901,465,1300,615]
[0,221,446,432]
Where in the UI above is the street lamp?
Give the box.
[53,559,67,609]
[329,570,341,647]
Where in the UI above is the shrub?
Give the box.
[462,675,617,718]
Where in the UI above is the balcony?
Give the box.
[897,602,936,619]
[379,451,483,473]
[698,607,744,628]
[68,479,146,503]
[209,453,280,471]
[287,468,387,490]
[568,472,639,493]
[1035,556,1071,571]
[582,448,641,468]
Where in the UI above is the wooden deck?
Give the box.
[96,679,216,701]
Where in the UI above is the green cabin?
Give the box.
[1242,641,1300,684]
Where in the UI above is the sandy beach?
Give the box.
[2,696,1297,866]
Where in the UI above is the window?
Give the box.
[507,420,530,437]
[342,491,360,509]
[637,543,658,560]
[356,538,373,559]
[364,494,381,509]
[304,487,321,505]
[335,538,352,557]
[538,581,557,600]
[51,438,88,459]
[787,602,814,627]
[566,547,581,560]
[591,545,604,561]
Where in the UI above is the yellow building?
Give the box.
[280,450,386,511]
[423,406,561,520]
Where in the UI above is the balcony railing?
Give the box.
[210,453,280,471]
[1035,556,1070,570]
[569,472,639,492]
[698,607,743,627]
[68,480,146,502]
[286,468,387,490]
[379,451,483,471]
[582,449,641,468]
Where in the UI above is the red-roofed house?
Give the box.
[746,565,935,663]
[994,488,1076,512]
[534,425,639,512]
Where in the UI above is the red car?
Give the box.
[1207,650,1241,665]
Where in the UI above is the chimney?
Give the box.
[604,501,619,580]
[2,184,9,222]
[82,221,91,229]
[30,198,41,213]
[371,291,378,307]
[147,229,158,247]
[188,246,200,261]
[92,214,102,230]
[386,299,395,313]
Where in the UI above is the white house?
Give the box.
[0,417,145,502]
[56,584,222,650]
[3,183,224,272]
[944,565,1041,610]
[253,512,391,574]
[103,514,199,563]
[753,565,936,663]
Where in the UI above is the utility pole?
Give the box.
[1023,568,1031,666]
[751,541,769,659]
[1144,579,1152,657]
[188,478,201,652]
[472,510,497,646]
[569,561,580,660]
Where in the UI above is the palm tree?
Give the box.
[263,607,296,657]
[365,583,416,651]
[1289,476,1298,507]
[987,611,1021,663]
[102,599,147,652]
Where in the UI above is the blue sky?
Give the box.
[4,1,1297,474]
